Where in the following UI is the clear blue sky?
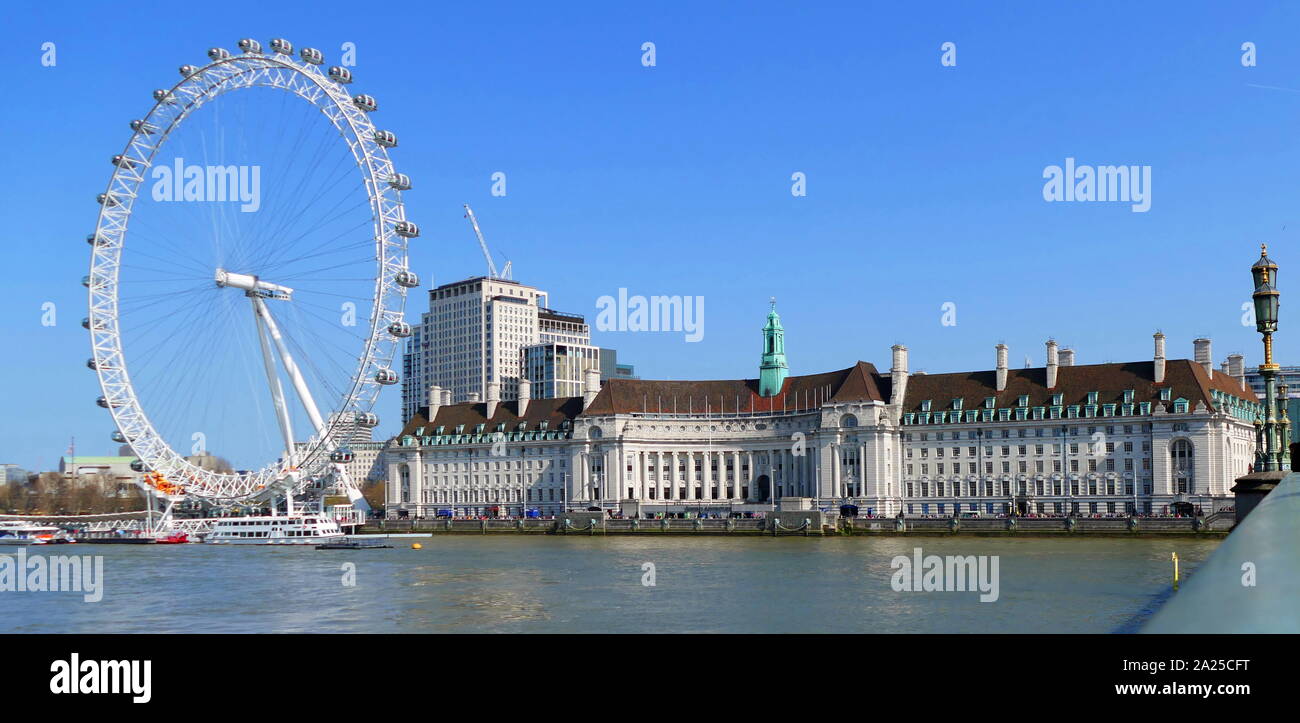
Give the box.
[3,0,1300,471]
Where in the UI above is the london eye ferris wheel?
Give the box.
[84,38,420,509]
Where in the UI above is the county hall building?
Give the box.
[384,303,1262,519]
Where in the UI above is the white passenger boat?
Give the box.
[0,520,76,545]
[204,514,344,545]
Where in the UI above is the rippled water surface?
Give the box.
[0,536,1220,633]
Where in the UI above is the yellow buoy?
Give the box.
[411,542,422,550]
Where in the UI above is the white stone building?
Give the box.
[385,308,1260,519]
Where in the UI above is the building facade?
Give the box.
[385,307,1260,519]
[400,277,601,420]
[522,342,601,399]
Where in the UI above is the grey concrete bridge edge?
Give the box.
[1144,472,1300,633]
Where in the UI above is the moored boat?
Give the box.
[0,520,76,545]
[205,514,344,545]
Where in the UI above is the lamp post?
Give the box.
[1233,245,1290,521]
[1251,245,1288,472]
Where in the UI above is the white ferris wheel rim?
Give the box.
[87,42,412,502]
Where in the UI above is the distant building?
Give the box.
[400,275,614,423]
[599,348,638,381]
[401,277,551,419]
[58,456,139,483]
[0,464,30,485]
[1243,364,1300,400]
[523,342,601,399]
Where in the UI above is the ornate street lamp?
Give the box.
[1235,245,1291,521]
[1251,245,1289,472]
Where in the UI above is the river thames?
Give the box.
[0,536,1220,634]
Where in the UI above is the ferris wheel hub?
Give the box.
[214,268,294,300]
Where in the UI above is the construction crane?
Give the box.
[462,203,512,280]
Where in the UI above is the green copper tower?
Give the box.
[759,297,788,397]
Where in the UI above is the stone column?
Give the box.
[686,451,697,500]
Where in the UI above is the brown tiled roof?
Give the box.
[580,361,887,415]
[900,359,1256,413]
[398,396,584,437]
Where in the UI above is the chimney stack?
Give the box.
[1046,339,1059,389]
[995,344,1009,392]
[427,385,442,420]
[467,391,481,403]
[1059,348,1075,367]
[1193,338,1213,378]
[1227,353,1245,389]
[889,344,909,408]
[583,368,601,409]
[443,389,453,406]
[486,381,500,418]
[1153,332,1166,384]
[518,377,531,416]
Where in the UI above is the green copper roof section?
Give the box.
[759,297,788,397]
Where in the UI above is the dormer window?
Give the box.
[952,398,963,410]
[434,426,445,435]
[454,425,465,434]
[474,423,485,434]
[1087,391,1099,405]
[1123,389,1135,403]
[921,400,932,412]
[1160,388,1172,401]
[984,396,996,409]
[538,421,549,431]
[1018,395,1029,407]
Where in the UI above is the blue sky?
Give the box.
[3,0,1300,471]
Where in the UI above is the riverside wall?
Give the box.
[359,514,1232,538]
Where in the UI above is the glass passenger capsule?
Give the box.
[388,173,411,190]
[394,220,419,238]
[388,321,412,337]
[299,47,324,64]
[270,38,294,55]
[237,38,263,54]
[328,66,353,84]
[395,270,419,288]
[375,369,399,385]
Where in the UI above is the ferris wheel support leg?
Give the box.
[253,297,327,438]
[252,301,298,468]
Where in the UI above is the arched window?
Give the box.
[1170,439,1193,493]
[840,414,859,428]
[400,464,411,502]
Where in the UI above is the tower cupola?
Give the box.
[759,297,788,397]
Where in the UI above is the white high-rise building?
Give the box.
[401,277,592,421]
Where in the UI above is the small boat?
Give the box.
[154,531,189,544]
[315,538,393,550]
[0,520,76,545]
